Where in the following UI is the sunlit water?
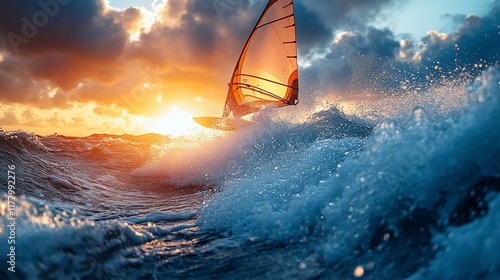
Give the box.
[1,68,499,279]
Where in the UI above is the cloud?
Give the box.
[299,0,403,30]
[3,0,400,115]
[0,109,20,126]
[0,0,261,117]
[418,10,500,75]
[294,1,331,58]
[0,0,136,110]
[0,0,130,57]
[300,1,500,101]
[0,0,498,136]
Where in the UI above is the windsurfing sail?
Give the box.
[193,0,299,130]
[223,0,299,118]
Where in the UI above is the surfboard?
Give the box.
[193,0,299,131]
[193,117,252,131]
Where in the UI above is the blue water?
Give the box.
[1,68,499,279]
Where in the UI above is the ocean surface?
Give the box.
[1,68,499,279]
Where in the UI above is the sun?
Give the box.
[148,104,199,136]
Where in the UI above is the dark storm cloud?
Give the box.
[0,0,263,116]
[0,0,498,120]
[0,0,139,108]
[300,27,402,99]
[294,1,331,57]
[0,0,129,58]
[129,0,254,66]
[419,6,500,75]
[0,54,65,108]
[301,1,500,100]
[299,0,403,30]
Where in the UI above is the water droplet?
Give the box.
[413,107,427,123]
[354,266,365,277]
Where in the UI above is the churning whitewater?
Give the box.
[1,68,499,279]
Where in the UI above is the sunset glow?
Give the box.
[147,105,198,136]
[1,1,498,279]
[0,0,497,137]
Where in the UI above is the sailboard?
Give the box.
[193,0,299,131]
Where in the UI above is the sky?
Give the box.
[0,0,498,136]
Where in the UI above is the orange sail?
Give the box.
[222,0,299,118]
[194,0,299,130]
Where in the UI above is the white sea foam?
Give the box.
[1,67,498,279]
[0,195,196,279]
[199,67,500,275]
[409,196,500,280]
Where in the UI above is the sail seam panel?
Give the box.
[255,14,294,30]
[235,73,298,90]
[234,84,290,103]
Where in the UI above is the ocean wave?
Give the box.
[199,67,500,278]
[0,195,196,279]
[1,68,498,279]
[0,129,51,153]
[133,107,371,186]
